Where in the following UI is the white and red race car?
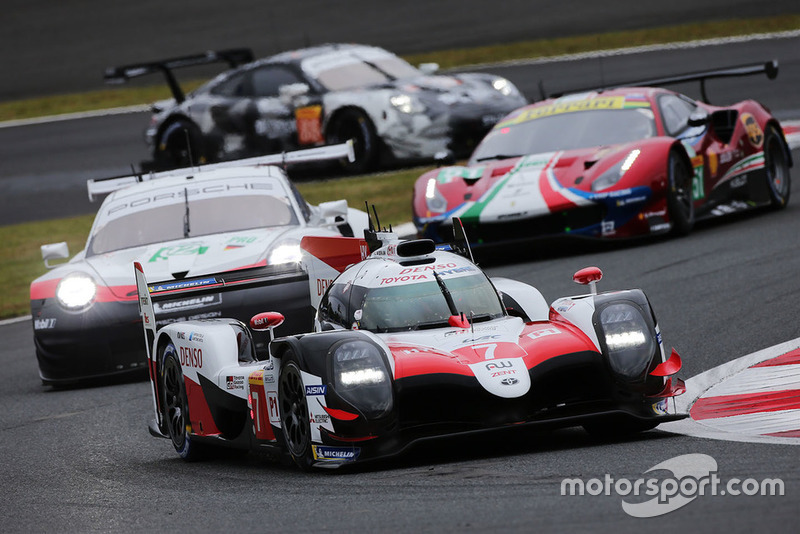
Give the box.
[135,220,685,469]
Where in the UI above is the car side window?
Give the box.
[250,66,305,98]
[210,72,248,97]
[659,93,697,136]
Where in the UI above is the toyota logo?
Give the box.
[500,377,518,386]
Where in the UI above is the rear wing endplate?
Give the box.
[86,140,355,201]
[104,48,254,103]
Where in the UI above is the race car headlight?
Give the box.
[390,93,425,114]
[425,178,448,213]
[268,242,302,265]
[492,78,520,98]
[332,340,392,418]
[56,272,97,310]
[598,303,655,380]
[590,149,640,192]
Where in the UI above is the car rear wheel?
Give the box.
[278,352,314,470]
[763,124,791,209]
[156,120,207,169]
[161,343,206,461]
[327,108,378,174]
[666,148,695,236]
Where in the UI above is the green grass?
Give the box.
[1,15,799,121]
[1,215,94,319]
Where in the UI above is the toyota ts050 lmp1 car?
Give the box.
[30,143,368,386]
[104,44,526,173]
[413,60,792,246]
[135,220,685,470]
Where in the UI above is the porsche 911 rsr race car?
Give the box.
[105,44,526,173]
[30,143,368,386]
[135,222,685,470]
[413,60,792,246]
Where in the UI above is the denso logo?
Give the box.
[305,385,327,396]
[317,278,334,296]
[179,346,203,368]
[398,263,457,274]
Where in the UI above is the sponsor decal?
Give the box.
[296,105,324,145]
[740,113,764,148]
[601,220,615,236]
[179,346,203,368]
[690,155,705,200]
[34,318,57,330]
[154,294,221,314]
[312,445,361,462]
[708,150,718,177]
[305,385,327,396]
[652,398,669,415]
[310,414,331,424]
[249,370,264,386]
[486,360,513,371]
[226,375,245,390]
[501,377,519,386]
[555,300,575,313]
[527,327,560,340]
[148,243,209,263]
[316,278,335,297]
[151,277,218,292]
[105,182,274,217]
[176,331,186,339]
[650,223,671,233]
[436,166,486,184]
[189,332,204,343]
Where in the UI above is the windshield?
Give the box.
[87,193,298,256]
[358,273,504,333]
[305,52,419,91]
[470,108,656,164]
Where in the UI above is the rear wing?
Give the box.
[104,48,254,103]
[546,59,778,104]
[87,140,355,201]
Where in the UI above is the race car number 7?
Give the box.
[473,343,497,360]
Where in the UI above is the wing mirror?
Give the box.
[41,242,69,269]
[317,199,348,224]
[418,62,439,75]
[573,266,603,295]
[250,312,285,344]
[278,82,310,106]
[687,109,709,127]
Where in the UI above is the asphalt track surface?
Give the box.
[3,15,800,534]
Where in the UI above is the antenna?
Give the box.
[183,187,190,238]
[372,204,382,231]
[365,201,375,232]
[183,128,195,168]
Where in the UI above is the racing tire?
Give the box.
[582,418,659,440]
[327,108,379,174]
[160,343,207,461]
[278,352,315,471]
[155,120,207,169]
[666,148,695,236]
[763,124,791,209]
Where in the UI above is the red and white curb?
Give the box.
[783,120,800,151]
[661,338,800,445]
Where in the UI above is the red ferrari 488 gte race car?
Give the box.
[135,220,685,470]
[413,61,792,246]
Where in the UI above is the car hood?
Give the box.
[418,142,653,224]
[77,226,297,298]
[381,316,598,398]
